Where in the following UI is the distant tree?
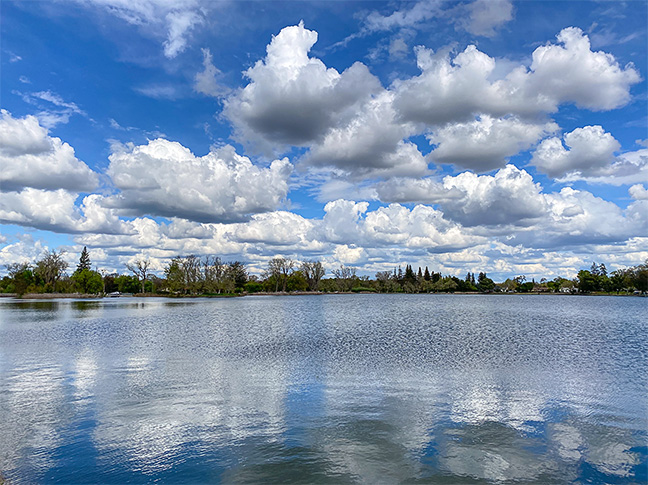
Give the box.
[518,281,535,293]
[404,264,416,285]
[332,265,357,291]
[375,271,399,292]
[477,272,495,292]
[126,259,151,294]
[184,256,202,293]
[286,270,308,292]
[577,270,598,293]
[115,274,141,294]
[424,267,431,281]
[203,256,225,293]
[72,269,102,294]
[266,257,293,292]
[301,261,325,291]
[244,280,264,293]
[103,273,119,293]
[165,257,186,293]
[417,267,423,280]
[631,260,648,292]
[6,262,34,296]
[608,270,628,293]
[227,261,248,290]
[34,250,68,291]
[76,246,91,273]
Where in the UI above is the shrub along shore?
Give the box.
[2,247,647,297]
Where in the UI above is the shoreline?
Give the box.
[1,291,644,300]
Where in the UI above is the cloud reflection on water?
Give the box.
[0,295,645,483]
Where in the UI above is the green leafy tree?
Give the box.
[35,250,68,291]
[165,257,185,293]
[244,280,264,293]
[6,263,35,296]
[477,272,495,292]
[286,270,308,291]
[577,270,598,293]
[72,269,103,294]
[115,274,141,293]
[227,261,248,291]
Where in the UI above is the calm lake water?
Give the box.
[0,294,646,484]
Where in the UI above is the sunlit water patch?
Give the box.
[0,295,646,483]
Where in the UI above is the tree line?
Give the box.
[1,247,647,296]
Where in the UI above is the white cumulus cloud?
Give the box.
[440,165,547,227]
[0,110,98,192]
[224,21,382,152]
[393,28,640,126]
[193,48,228,98]
[106,139,293,223]
[428,115,558,171]
[532,125,620,178]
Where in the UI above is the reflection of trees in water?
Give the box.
[5,300,60,311]
[71,300,102,313]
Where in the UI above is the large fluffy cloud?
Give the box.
[375,165,546,228]
[106,139,293,223]
[224,22,381,151]
[532,125,620,178]
[374,165,647,247]
[393,28,640,126]
[0,110,98,192]
[440,165,547,227]
[0,189,128,234]
[524,27,641,111]
[319,199,480,251]
[428,115,557,171]
[302,91,427,178]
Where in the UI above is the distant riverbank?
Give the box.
[2,291,644,299]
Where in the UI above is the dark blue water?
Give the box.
[0,294,646,483]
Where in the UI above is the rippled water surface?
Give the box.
[0,294,646,484]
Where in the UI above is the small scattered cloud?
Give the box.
[18,76,31,84]
[13,89,88,128]
[6,50,22,62]
[193,48,229,98]
[629,184,648,200]
[460,0,513,38]
[133,84,180,99]
[163,9,202,58]
[72,0,205,59]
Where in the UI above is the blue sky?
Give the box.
[1,0,647,280]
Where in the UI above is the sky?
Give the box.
[1,0,647,281]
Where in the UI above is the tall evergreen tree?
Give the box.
[424,267,431,281]
[76,246,91,273]
[417,267,423,280]
[404,264,416,284]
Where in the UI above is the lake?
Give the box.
[0,294,646,484]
